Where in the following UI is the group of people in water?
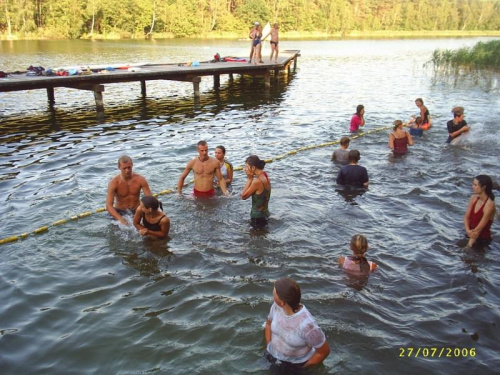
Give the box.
[333,99,496,250]
[104,97,496,371]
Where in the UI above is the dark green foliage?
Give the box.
[0,0,499,39]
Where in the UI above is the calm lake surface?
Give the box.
[0,38,499,375]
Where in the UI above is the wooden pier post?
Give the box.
[47,88,55,105]
[274,69,280,82]
[293,57,297,70]
[140,80,147,97]
[193,77,201,99]
[229,74,234,84]
[264,71,271,89]
[214,74,220,89]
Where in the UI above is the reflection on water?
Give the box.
[1,38,500,375]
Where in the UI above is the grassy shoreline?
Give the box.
[2,30,500,41]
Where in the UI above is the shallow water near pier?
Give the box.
[0,38,499,374]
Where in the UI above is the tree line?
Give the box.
[1,0,499,39]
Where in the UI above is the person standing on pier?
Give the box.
[249,22,263,64]
[263,23,280,63]
[106,155,152,225]
[177,140,228,198]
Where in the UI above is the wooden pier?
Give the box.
[0,50,300,116]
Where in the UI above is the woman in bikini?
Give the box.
[241,155,271,228]
[133,196,170,238]
[388,120,414,154]
[464,175,496,247]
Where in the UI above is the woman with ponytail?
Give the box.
[338,234,377,273]
[264,278,330,371]
[464,175,496,247]
[241,155,271,227]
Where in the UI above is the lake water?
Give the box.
[0,38,499,375]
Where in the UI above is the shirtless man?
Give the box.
[177,140,228,197]
[106,155,152,225]
[264,23,280,63]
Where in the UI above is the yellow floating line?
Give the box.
[0,236,20,245]
[158,189,173,195]
[0,126,390,245]
[33,226,48,234]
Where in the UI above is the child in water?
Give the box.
[338,234,377,273]
[409,116,424,137]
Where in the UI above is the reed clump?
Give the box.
[428,40,500,72]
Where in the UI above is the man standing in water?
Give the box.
[177,140,228,197]
[106,155,152,225]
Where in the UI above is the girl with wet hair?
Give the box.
[241,155,271,227]
[264,278,330,371]
[213,145,233,187]
[350,104,365,133]
[389,119,414,154]
[133,195,170,238]
[338,234,377,273]
[464,175,496,247]
[415,98,431,130]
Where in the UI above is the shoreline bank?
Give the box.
[2,30,500,41]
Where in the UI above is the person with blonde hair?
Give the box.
[389,120,414,154]
[338,234,377,273]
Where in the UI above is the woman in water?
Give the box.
[350,104,365,133]
[464,175,496,247]
[213,145,233,188]
[415,98,431,130]
[241,155,271,227]
[338,234,377,273]
[264,278,330,371]
[388,120,414,154]
[133,196,170,238]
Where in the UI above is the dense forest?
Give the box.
[1,0,499,39]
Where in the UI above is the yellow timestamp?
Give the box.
[399,347,476,358]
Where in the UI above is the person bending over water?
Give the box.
[338,234,377,273]
[133,196,170,238]
[241,155,271,227]
[350,104,365,133]
[264,278,330,371]
[415,98,431,130]
[447,106,470,143]
[178,140,228,198]
[336,150,369,188]
[213,145,233,188]
[331,136,350,165]
[389,120,414,154]
[464,175,496,248]
[106,155,152,225]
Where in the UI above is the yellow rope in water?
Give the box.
[0,126,391,245]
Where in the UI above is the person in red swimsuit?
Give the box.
[177,140,228,198]
[464,175,496,247]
